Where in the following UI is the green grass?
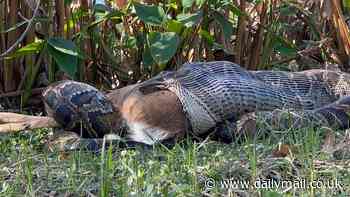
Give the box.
[0,127,349,196]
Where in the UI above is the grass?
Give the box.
[0,126,349,196]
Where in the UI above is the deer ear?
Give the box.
[138,85,165,95]
[138,79,168,95]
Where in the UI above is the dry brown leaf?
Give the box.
[330,0,350,64]
[58,152,71,161]
[321,0,332,19]
[272,144,294,158]
[332,129,350,159]
[321,127,336,153]
[237,113,257,138]
[115,0,128,9]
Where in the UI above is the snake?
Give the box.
[42,61,350,148]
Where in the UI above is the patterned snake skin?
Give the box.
[139,61,350,135]
[43,61,350,147]
[43,80,117,138]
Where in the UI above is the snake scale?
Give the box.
[43,61,350,147]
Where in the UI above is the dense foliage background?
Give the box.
[0,1,350,196]
[0,0,350,109]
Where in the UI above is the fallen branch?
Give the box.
[0,112,59,133]
[0,87,45,98]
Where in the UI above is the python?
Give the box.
[40,61,350,147]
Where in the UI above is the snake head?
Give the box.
[42,80,116,138]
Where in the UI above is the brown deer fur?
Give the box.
[106,85,187,143]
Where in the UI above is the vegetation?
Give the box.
[0,126,349,196]
[0,0,350,196]
[0,0,350,107]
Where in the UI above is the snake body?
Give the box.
[43,61,350,145]
[140,61,350,136]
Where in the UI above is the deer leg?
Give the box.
[0,112,59,133]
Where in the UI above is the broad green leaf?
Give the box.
[199,29,214,45]
[227,4,244,16]
[279,4,296,16]
[166,20,184,34]
[213,12,234,39]
[94,3,109,13]
[134,3,166,26]
[135,32,146,47]
[8,40,44,59]
[182,0,194,8]
[125,36,137,48]
[89,10,123,28]
[47,38,79,78]
[196,0,206,7]
[177,11,203,27]
[168,2,178,10]
[213,42,225,50]
[47,37,78,56]
[273,36,296,56]
[142,46,156,70]
[64,0,74,5]
[47,44,77,78]
[275,45,296,56]
[105,10,124,18]
[148,32,179,65]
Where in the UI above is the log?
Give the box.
[0,112,59,133]
[0,87,45,98]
